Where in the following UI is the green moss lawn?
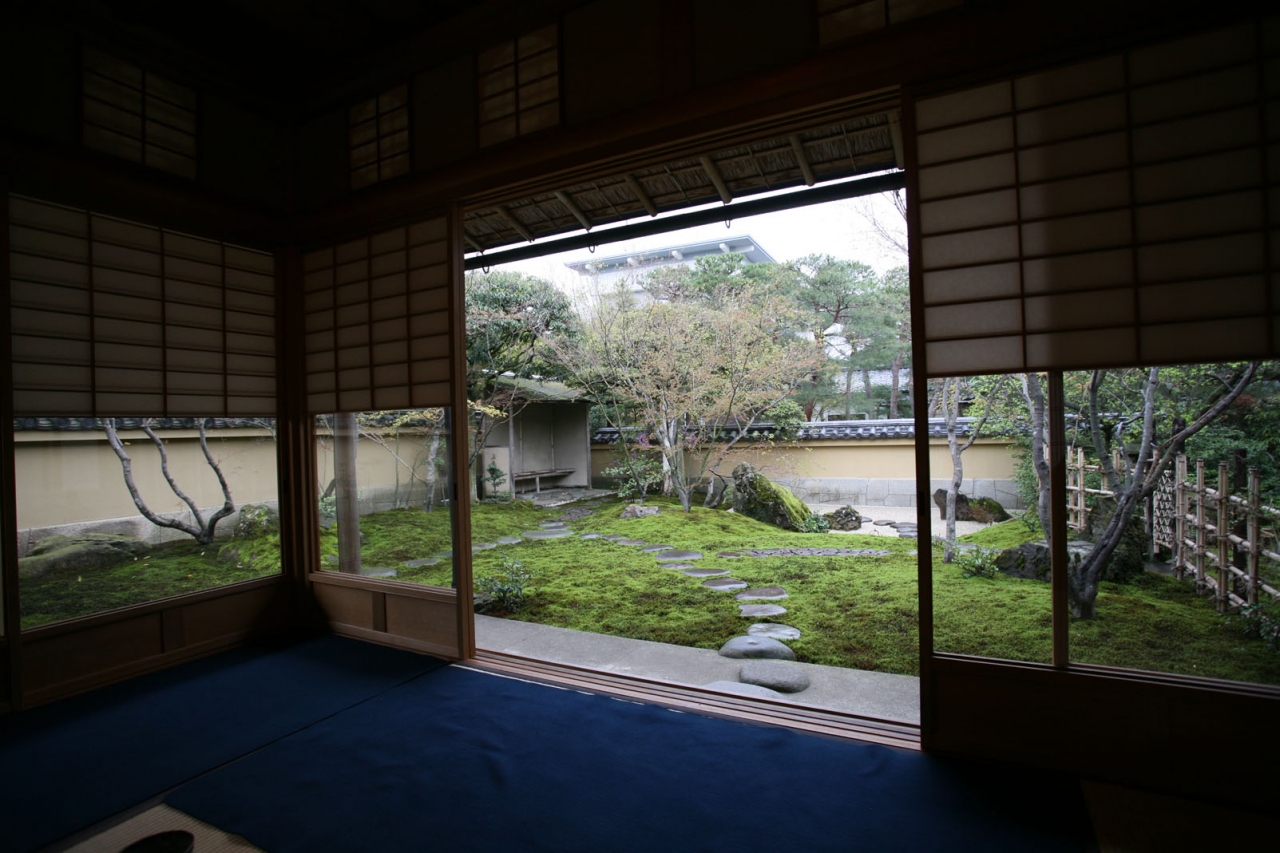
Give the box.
[21,502,1280,686]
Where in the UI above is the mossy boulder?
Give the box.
[731,463,810,531]
[19,533,149,579]
[933,490,1010,523]
[1082,496,1148,583]
[235,503,279,538]
[823,506,862,531]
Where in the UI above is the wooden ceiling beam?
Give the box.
[623,173,659,217]
[554,190,593,231]
[789,134,817,186]
[496,205,536,242]
[699,155,733,204]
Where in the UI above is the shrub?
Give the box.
[602,456,663,500]
[797,512,830,534]
[954,546,1001,579]
[1237,602,1280,653]
[476,554,538,613]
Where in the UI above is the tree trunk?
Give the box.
[943,378,960,562]
[334,412,362,574]
[889,350,903,419]
[1021,373,1053,541]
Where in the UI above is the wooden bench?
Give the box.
[511,468,574,493]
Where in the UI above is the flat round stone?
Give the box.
[701,680,784,700]
[739,604,787,617]
[579,533,602,540]
[702,577,748,591]
[718,636,796,660]
[359,566,398,578]
[717,550,744,558]
[403,558,440,567]
[496,536,522,545]
[682,567,730,577]
[655,550,703,562]
[521,529,575,540]
[874,519,894,526]
[739,660,810,693]
[471,542,497,551]
[617,539,647,546]
[747,623,801,640]
[640,544,674,553]
[601,534,627,541]
[661,563,695,570]
[539,521,568,529]
[735,586,788,601]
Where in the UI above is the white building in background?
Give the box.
[564,235,775,295]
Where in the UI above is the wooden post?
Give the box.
[1218,461,1229,612]
[1232,449,1248,576]
[1175,453,1187,580]
[1196,457,1206,588]
[1248,467,1260,606]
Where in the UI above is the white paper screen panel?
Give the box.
[302,215,452,413]
[7,196,276,417]
[915,19,1280,377]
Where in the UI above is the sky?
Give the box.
[471,186,907,294]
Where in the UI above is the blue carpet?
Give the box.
[0,634,443,852]
[169,666,1095,852]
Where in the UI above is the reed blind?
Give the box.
[301,215,452,413]
[7,196,276,417]
[914,19,1279,377]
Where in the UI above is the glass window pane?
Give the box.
[315,408,455,588]
[1065,361,1280,687]
[930,373,1052,664]
[16,416,280,628]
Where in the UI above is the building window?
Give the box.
[81,47,197,180]
[477,25,560,148]
[349,85,411,190]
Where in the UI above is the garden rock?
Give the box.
[472,542,497,551]
[718,636,797,660]
[619,504,660,519]
[735,586,788,601]
[717,550,744,558]
[602,535,627,541]
[640,544,674,553]
[403,557,440,567]
[731,463,811,531]
[702,577,748,591]
[740,660,810,693]
[702,680,784,700]
[618,539,648,546]
[682,567,730,577]
[19,533,149,579]
[234,503,279,538]
[661,563,695,570]
[520,529,575,540]
[996,540,1093,581]
[497,536,523,545]
[538,521,568,529]
[655,550,703,562]
[739,604,787,617]
[748,623,801,640]
[1082,496,1149,583]
[933,489,1010,523]
[579,533,602,540]
[823,505,863,531]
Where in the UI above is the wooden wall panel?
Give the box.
[928,658,1280,812]
[0,24,78,146]
[312,575,459,659]
[414,57,476,169]
[563,2,666,126]
[313,582,375,630]
[384,593,457,652]
[23,615,165,696]
[176,585,282,647]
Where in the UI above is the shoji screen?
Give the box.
[301,215,452,413]
[914,19,1279,376]
[7,196,276,416]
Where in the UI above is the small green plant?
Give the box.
[318,493,337,519]
[954,546,1001,579]
[602,455,663,500]
[1237,602,1280,653]
[797,512,830,534]
[484,459,512,502]
[476,553,538,612]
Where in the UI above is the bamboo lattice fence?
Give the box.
[1067,450,1280,612]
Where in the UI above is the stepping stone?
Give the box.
[661,563,695,570]
[640,544,674,553]
[496,536,523,545]
[739,604,787,618]
[359,566,398,578]
[717,550,744,558]
[403,557,440,567]
[735,586,788,601]
[740,660,810,693]
[579,533,602,540]
[701,680,785,700]
[521,529,575,540]
[618,539,648,546]
[601,535,627,541]
[748,623,801,640]
[539,521,568,529]
[437,550,454,558]
[682,567,730,577]
[702,577,748,591]
[655,550,703,562]
[718,636,796,661]
[874,519,894,526]
[472,542,497,551]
